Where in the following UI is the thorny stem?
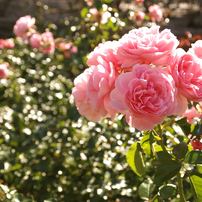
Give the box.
[177,172,186,202]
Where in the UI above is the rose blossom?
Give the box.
[167,48,202,102]
[13,15,36,43]
[73,56,121,121]
[0,39,15,49]
[148,4,163,22]
[110,64,187,131]
[135,11,145,22]
[57,42,78,58]
[29,33,42,48]
[0,62,9,79]
[182,104,202,124]
[116,26,179,69]
[39,32,55,54]
[72,67,102,122]
[188,40,202,59]
[87,40,124,71]
[86,56,121,119]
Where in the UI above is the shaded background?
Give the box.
[0,0,202,38]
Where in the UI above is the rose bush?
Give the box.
[73,24,202,202]
[0,1,202,201]
[73,26,191,131]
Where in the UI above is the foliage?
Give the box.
[0,0,202,202]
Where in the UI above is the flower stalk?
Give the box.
[177,172,186,202]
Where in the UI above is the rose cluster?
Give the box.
[135,4,163,23]
[0,39,15,49]
[72,26,202,131]
[13,15,78,56]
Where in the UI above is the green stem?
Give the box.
[177,172,186,202]
[151,192,158,202]
[157,124,167,152]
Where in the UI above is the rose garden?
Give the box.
[0,0,202,201]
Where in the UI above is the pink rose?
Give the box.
[0,39,15,49]
[182,105,202,124]
[148,4,163,22]
[29,33,42,48]
[72,68,102,122]
[188,40,202,59]
[86,57,120,119]
[40,32,55,54]
[134,0,144,4]
[70,45,78,53]
[190,140,202,150]
[13,15,35,42]
[167,49,202,102]
[110,64,187,131]
[57,42,70,51]
[0,62,9,79]
[116,26,179,69]
[87,41,124,71]
[57,42,78,58]
[73,57,121,121]
[135,11,145,22]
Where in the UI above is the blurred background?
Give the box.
[0,0,201,201]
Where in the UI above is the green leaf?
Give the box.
[126,142,146,177]
[190,174,202,201]
[138,178,155,200]
[95,0,102,11]
[184,151,202,164]
[141,133,161,158]
[152,151,172,166]
[154,160,181,185]
[192,122,202,137]
[159,184,176,199]
[104,0,112,3]
[11,163,22,171]
[172,142,188,159]
[80,7,89,18]
[197,165,202,174]
[156,151,172,160]
[153,144,163,153]
[175,117,191,136]
[144,15,150,21]
[11,193,24,201]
